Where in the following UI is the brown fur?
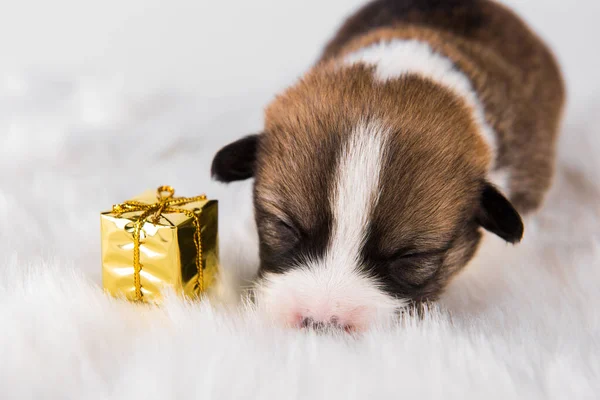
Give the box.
[258,64,488,232]
[321,0,566,213]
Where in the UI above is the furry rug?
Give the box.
[1,1,600,398]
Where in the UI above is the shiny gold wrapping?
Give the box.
[101,187,218,302]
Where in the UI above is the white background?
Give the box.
[2,0,598,109]
[1,1,600,398]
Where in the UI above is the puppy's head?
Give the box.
[212,65,522,331]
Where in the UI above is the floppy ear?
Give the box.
[477,182,524,243]
[211,134,261,182]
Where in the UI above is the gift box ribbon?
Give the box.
[112,185,207,300]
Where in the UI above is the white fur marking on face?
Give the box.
[344,39,498,169]
[255,121,406,330]
[330,120,388,268]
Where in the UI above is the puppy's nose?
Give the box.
[300,316,352,332]
[301,317,326,330]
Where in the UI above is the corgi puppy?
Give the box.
[212,0,565,331]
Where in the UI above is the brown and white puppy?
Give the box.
[211,0,565,331]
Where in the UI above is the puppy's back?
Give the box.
[322,0,565,213]
[322,0,484,59]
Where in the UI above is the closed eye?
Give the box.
[387,247,448,263]
[259,214,303,253]
[386,248,448,287]
[275,218,301,240]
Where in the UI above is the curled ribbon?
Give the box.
[112,185,207,300]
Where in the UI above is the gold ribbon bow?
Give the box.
[112,185,207,301]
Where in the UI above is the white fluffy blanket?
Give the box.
[1,1,599,398]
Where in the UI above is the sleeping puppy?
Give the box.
[211,0,565,331]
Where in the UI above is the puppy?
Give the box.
[211,0,565,331]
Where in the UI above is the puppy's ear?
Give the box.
[211,134,261,182]
[477,182,524,243]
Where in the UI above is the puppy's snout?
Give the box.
[257,268,405,332]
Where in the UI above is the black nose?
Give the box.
[301,317,321,329]
[301,317,340,331]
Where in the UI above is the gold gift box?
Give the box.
[101,186,218,303]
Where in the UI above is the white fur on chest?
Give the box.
[344,39,499,174]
